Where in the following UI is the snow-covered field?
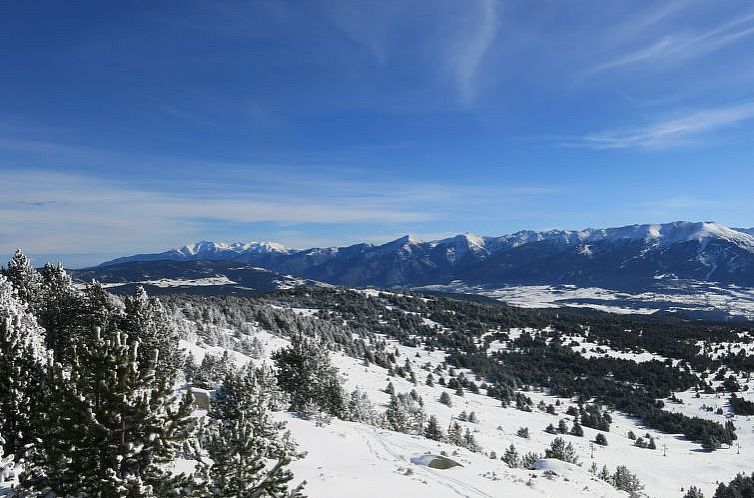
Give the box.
[417,280,754,319]
[180,317,754,498]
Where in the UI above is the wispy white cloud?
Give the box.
[320,0,500,107]
[573,102,754,149]
[450,0,499,106]
[585,11,754,77]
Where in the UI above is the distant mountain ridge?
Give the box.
[102,240,294,266]
[96,221,754,289]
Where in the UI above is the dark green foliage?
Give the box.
[273,332,345,418]
[23,328,198,497]
[0,276,48,459]
[424,415,444,441]
[557,419,569,434]
[3,250,43,309]
[502,444,519,468]
[208,367,303,498]
[123,286,184,384]
[714,473,754,498]
[570,421,584,437]
[545,437,578,464]
[683,485,704,498]
[730,393,754,415]
[612,465,644,497]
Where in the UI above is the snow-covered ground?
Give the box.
[179,319,754,498]
[417,280,754,318]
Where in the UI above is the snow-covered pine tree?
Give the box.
[570,420,584,437]
[3,250,43,310]
[22,327,199,497]
[447,422,464,446]
[0,433,14,487]
[612,465,644,497]
[0,276,50,459]
[545,437,579,464]
[272,332,344,418]
[207,367,304,498]
[423,415,444,441]
[502,444,519,468]
[123,286,184,384]
[347,388,378,425]
[38,262,80,360]
[683,485,704,498]
[598,465,611,482]
[557,418,569,434]
[385,394,410,433]
[463,428,479,452]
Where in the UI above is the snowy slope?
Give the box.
[176,302,754,498]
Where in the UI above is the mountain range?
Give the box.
[94,221,754,290]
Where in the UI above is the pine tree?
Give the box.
[612,465,644,497]
[447,422,464,446]
[502,444,519,468]
[647,436,657,450]
[385,392,424,435]
[595,433,608,446]
[463,428,479,452]
[570,420,584,437]
[347,388,378,425]
[468,411,478,423]
[683,485,704,498]
[273,333,345,418]
[38,262,80,361]
[3,250,43,309]
[0,276,49,459]
[123,286,184,385]
[545,437,579,464]
[439,391,452,407]
[517,426,530,438]
[207,367,304,498]
[598,465,611,482]
[385,394,410,433]
[557,418,569,434]
[521,452,541,470]
[23,327,199,497]
[423,415,444,441]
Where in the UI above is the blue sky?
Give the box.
[2,1,754,267]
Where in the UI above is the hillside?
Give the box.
[4,253,754,497]
[160,286,754,497]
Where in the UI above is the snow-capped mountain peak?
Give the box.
[179,240,290,257]
[97,221,754,288]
